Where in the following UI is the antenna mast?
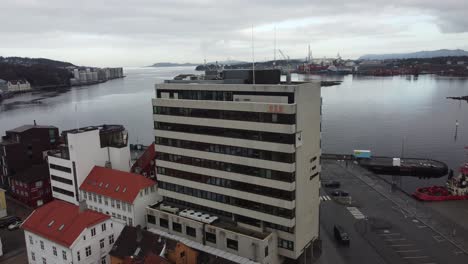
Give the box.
[252,24,255,85]
[274,26,277,64]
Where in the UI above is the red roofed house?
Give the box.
[22,199,124,264]
[79,166,161,227]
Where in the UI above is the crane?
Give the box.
[277,49,292,83]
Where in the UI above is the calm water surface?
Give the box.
[1,67,467,191]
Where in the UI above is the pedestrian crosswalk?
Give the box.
[320,195,332,201]
[347,207,366,219]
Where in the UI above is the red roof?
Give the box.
[80,166,156,203]
[21,200,110,247]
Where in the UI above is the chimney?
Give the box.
[33,120,37,126]
[78,200,87,213]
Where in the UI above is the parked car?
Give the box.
[8,220,23,231]
[0,216,21,228]
[334,225,350,245]
[331,190,349,197]
[324,181,341,188]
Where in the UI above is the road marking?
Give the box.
[417,225,427,229]
[395,249,421,253]
[412,219,419,223]
[385,238,407,242]
[390,244,414,247]
[402,256,429,259]
[320,196,331,201]
[379,233,401,236]
[346,207,366,219]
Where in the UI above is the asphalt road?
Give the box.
[318,160,468,264]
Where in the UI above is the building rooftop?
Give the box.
[13,164,50,184]
[21,200,110,247]
[7,124,57,133]
[80,166,156,203]
[62,124,124,135]
[110,225,174,261]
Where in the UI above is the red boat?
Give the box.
[413,161,468,201]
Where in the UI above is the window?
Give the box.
[127,204,132,212]
[159,218,169,228]
[101,223,106,231]
[109,234,115,244]
[29,235,33,245]
[42,257,47,264]
[147,214,156,224]
[265,246,269,257]
[144,188,148,195]
[62,250,67,260]
[36,181,43,188]
[92,193,96,202]
[111,199,115,208]
[83,235,86,240]
[104,198,108,206]
[227,238,238,250]
[40,240,44,250]
[98,195,102,204]
[278,239,294,251]
[51,175,73,185]
[101,256,107,264]
[180,251,185,258]
[186,226,196,237]
[77,251,81,261]
[100,239,105,249]
[85,246,92,257]
[116,201,120,209]
[172,222,182,232]
[117,214,121,219]
[112,212,116,218]
[129,218,133,226]
[53,246,57,256]
[91,227,96,236]
[123,216,127,222]
[206,232,216,243]
[52,186,74,197]
[31,252,35,261]
[49,164,71,173]
[150,186,155,192]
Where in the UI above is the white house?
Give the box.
[7,79,31,92]
[79,166,161,227]
[48,124,131,205]
[22,200,124,264]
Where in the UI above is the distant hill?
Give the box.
[149,62,199,67]
[0,56,75,68]
[0,56,73,87]
[359,49,468,60]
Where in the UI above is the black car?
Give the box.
[0,216,21,228]
[331,190,349,197]
[334,225,350,245]
[324,181,341,188]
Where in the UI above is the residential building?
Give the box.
[0,124,59,187]
[149,70,321,263]
[48,124,131,205]
[7,79,31,92]
[22,200,124,264]
[79,166,161,227]
[10,165,52,208]
[130,143,156,178]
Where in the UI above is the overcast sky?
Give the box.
[1,0,468,67]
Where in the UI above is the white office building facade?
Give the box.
[150,81,321,263]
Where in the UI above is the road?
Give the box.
[317,160,468,264]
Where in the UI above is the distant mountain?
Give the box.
[359,49,468,60]
[149,62,199,67]
[0,56,75,68]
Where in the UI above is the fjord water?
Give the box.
[0,67,467,192]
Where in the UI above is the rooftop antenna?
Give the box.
[251,24,255,85]
[274,26,277,67]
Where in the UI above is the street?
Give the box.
[317,160,468,264]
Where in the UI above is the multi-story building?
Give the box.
[148,71,321,264]
[10,165,52,208]
[7,79,31,92]
[79,166,161,227]
[22,199,123,264]
[0,124,59,187]
[47,124,131,205]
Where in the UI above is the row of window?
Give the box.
[81,190,134,213]
[155,137,295,163]
[278,238,295,251]
[51,175,73,185]
[52,186,74,197]
[154,122,295,144]
[159,181,295,219]
[153,106,295,124]
[49,163,72,173]
[157,167,295,200]
[163,197,294,233]
[157,152,295,182]
[156,90,295,103]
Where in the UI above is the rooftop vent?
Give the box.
[122,187,127,193]
[115,186,120,192]
[48,220,55,227]
[59,224,65,231]
[105,183,109,188]
[99,182,103,187]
